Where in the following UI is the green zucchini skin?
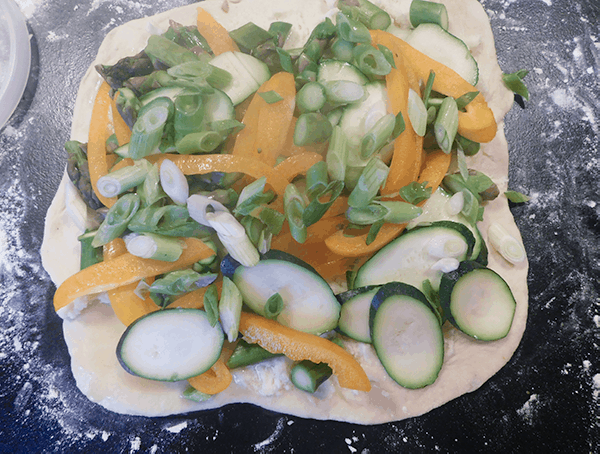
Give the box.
[369,282,444,389]
[439,261,517,341]
[336,285,380,343]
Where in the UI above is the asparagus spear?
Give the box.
[65,140,103,210]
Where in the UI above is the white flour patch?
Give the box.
[165,421,188,434]
[516,394,539,424]
[253,417,286,451]
[14,0,47,19]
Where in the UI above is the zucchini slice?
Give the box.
[370,282,444,389]
[336,286,379,343]
[209,51,270,105]
[439,261,517,341]
[221,250,341,334]
[355,221,475,292]
[116,308,224,381]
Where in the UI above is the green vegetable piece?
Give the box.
[303,180,344,227]
[408,88,428,137]
[338,0,392,30]
[422,70,435,107]
[434,96,459,153]
[227,339,283,369]
[182,386,212,403]
[392,111,406,139]
[352,44,393,77]
[234,176,274,216]
[92,193,141,247]
[145,34,200,67]
[326,126,349,182]
[331,37,355,63]
[410,0,449,30]
[296,82,326,113]
[78,230,103,270]
[455,91,479,111]
[360,113,396,160]
[346,203,388,225]
[264,293,284,319]
[336,12,372,44]
[376,201,423,223]
[398,181,432,205]
[96,159,152,199]
[127,232,185,262]
[290,360,333,393]
[306,161,329,200]
[502,69,530,101]
[258,90,284,104]
[293,112,333,146]
[176,131,222,154]
[65,140,103,210]
[138,163,166,208]
[366,219,385,245]
[149,270,217,295]
[269,21,293,47]
[505,190,530,203]
[229,22,273,52]
[203,284,220,327]
[455,135,480,156]
[284,183,307,244]
[348,158,389,208]
[129,97,174,159]
[259,207,286,236]
[128,204,205,237]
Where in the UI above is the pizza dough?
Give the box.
[40,0,528,424]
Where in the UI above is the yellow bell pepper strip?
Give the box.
[196,7,240,55]
[370,33,423,195]
[54,238,215,312]
[111,91,132,146]
[274,151,323,182]
[233,72,296,166]
[88,82,117,208]
[238,312,371,392]
[188,357,233,395]
[103,238,127,259]
[324,149,452,257]
[370,30,497,143]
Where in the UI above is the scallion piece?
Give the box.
[331,37,355,63]
[276,47,294,73]
[92,193,140,247]
[269,21,293,47]
[407,88,428,137]
[455,135,480,156]
[176,131,222,154]
[145,34,200,67]
[422,70,436,106]
[167,60,232,90]
[376,201,423,223]
[434,96,459,153]
[174,94,204,141]
[182,386,212,403]
[502,69,530,101]
[345,204,388,225]
[187,194,229,226]
[128,204,205,237]
[426,106,437,125]
[326,107,344,127]
[219,276,243,342]
[160,158,189,205]
[347,158,389,208]
[203,283,220,328]
[209,119,245,138]
[264,293,284,319]
[78,230,103,270]
[206,211,260,267]
[290,360,333,393]
[326,126,349,183]
[360,113,396,160]
[306,161,329,200]
[352,44,393,77]
[149,269,217,295]
[504,190,530,203]
[303,180,344,227]
[234,176,274,216]
[377,44,396,69]
[459,188,481,225]
[409,0,449,30]
[322,80,365,105]
[125,232,184,262]
[128,97,174,159]
[487,222,526,264]
[366,219,384,245]
[293,112,333,146]
[392,111,406,139]
[240,215,264,246]
[227,339,283,369]
[336,12,372,44]
[284,184,307,243]
[258,207,286,236]
[338,0,392,30]
[398,181,432,205]
[256,228,272,254]
[296,82,326,113]
[229,22,274,53]
[96,158,152,198]
[455,91,479,110]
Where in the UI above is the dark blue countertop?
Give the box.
[1,0,598,452]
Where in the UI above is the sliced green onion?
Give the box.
[347,158,389,208]
[434,96,459,153]
[240,215,264,246]
[377,44,396,69]
[505,190,530,203]
[269,21,293,47]
[487,222,526,264]
[125,232,184,262]
[426,106,437,125]
[219,276,243,342]
[284,184,307,243]
[392,111,406,139]
[259,90,284,104]
[206,211,260,267]
[264,293,284,319]
[407,88,428,137]
[421,279,444,324]
[145,34,200,67]
[459,188,481,225]
[290,359,333,393]
[398,180,432,205]
[167,61,232,90]
[366,219,384,245]
[187,194,228,226]
[173,94,204,141]
[352,44,392,77]
[128,204,203,237]
[327,107,345,127]
[259,207,286,236]
[164,21,212,54]
[455,135,480,156]
[176,131,222,154]
[322,80,365,105]
[376,201,423,223]
[149,270,217,295]
[229,22,273,52]
[209,119,245,138]
[457,147,469,181]
[97,159,152,198]
[336,12,372,43]
[360,113,396,160]
[326,126,349,182]
[306,161,329,200]
[128,99,172,159]
[78,230,103,270]
[455,91,479,110]
[331,37,355,62]
[502,69,530,101]
[92,193,140,247]
[422,70,436,106]
[338,0,392,30]
[256,228,272,254]
[293,112,333,146]
[227,339,283,369]
[409,0,449,30]
[276,47,294,73]
[303,180,344,227]
[345,203,388,225]
[234,176,274,216]
[296,82,326,113]
[160,158,189,205]
[182,386,212,403]
[203,283,220,327]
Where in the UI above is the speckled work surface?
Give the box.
[0,0,598,452]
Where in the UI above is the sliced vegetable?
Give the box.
[196,7,240,55]
[291,360,333,393]
[337,286,379,343]
[226,339,283,369]
[487,222,526,264]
